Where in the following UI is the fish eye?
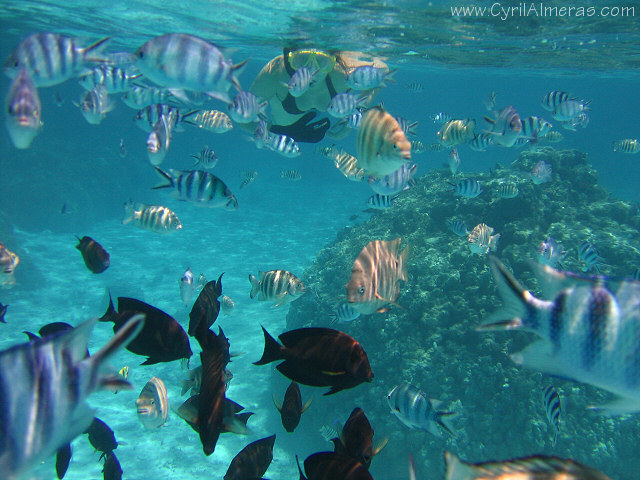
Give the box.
[358,287,365,295]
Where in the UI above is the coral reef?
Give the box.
[286,148,640,480]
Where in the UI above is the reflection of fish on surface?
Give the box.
[273,381,312,433]
[479,256,640,414]
[223,434,276,480]
[254,326,374,395]
[443,451,612,480]
[345,238,409,315]
[0,315,143,479]
[136,376,169,429]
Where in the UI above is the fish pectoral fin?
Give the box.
[272,393,283,412]
[301,397,313,413]
[373,436,389,456]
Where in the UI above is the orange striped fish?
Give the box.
[356,107,411,177]
[345,238,409,314]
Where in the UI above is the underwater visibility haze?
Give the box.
[1,1,640,479]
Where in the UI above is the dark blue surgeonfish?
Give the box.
[75,236,110,274]
[102,451,123,480]
[273,381,312,433]
[223,435,276,480]
[330,408,387,469]
[188,273,223,338]
[0,315,144,479]
[86,417,119,460]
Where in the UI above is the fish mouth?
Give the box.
[17,116,32,126]
[137,407,151,415]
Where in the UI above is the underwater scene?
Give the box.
[1,1,640,479]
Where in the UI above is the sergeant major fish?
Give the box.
[496,182,519,199]
[483,105,522,148]
[287,66,317,97]
[368,163,417,196]
[0,316,144,479]
[346,65,395,90]
[79,64,141,93]
[191,145,218,169]
[541,90,577,112]
[5,67,42,149]
[329,303,361,324]
[577,240,601,273]
[613,139,640,154]
[446,218,469,237]
[449,179,482,198]
[265,133,302,158]
[468,223,500,255]
[437,119,476,147]
[366,193,397,210]
[182,109,233,133]
[249,270,306,307]
[228,90,267,123]
[479,256,640,414]
[542,385,561,446]
[153,168,238,210]
[122,201,182,233]
[327,93,369,118]
[76,85,114,125]
[281,169,302,181]
[239,170,258,189]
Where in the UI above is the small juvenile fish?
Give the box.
[428,142,445,152]
[136,376,169,429]
[410,140,427,154]
[576,240,601,272]
[118,138,127,158]
[448,149,460,175]
[469,133,493,152]
[542,385,561,446]
[539,131,563,143]
[191,145,218,169]
[219,295,235,316]
[468,223,500,255]
[239,170,258,189]
[249,270,306,307]
[122,201,182,233]
[613,138,640,154]
[531,160,552,184]
[406,82,424,93]
[281,169,302,181]
[182,109,233,133]
[496,182,519,199]
[449,179,482,198]
[430,112,451,124]
[75,236,110,274]
[446,218,469,237]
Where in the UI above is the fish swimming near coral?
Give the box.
[536,236,567,269]
[223,434,276,480]
[449,179,482,198]
[330,407,387,469]
[274,381,312,433]
[443,451,611,480]
[75,236,110,274]
[249,269,306,307]
[468,223,501,255]
[0,315,143,479]
[345,238,409,315]
[479,256,640,414]
[254,326,374,395]
[101,295,192,365]
[136,376,169,429]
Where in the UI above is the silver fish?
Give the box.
[469,133,493,152]
[122,84,178,109]
[180,267,196,307]
[479,257,640,414]
[147,115,172,166]
[79,64,141,93]
[386,383,456,438]
[122,201,182,233]
[228,91,267,123]
[346,65,394,90]
[542,385,561,446]
[468,223,500,255]
[368,163,417,196]
[191,145,218,169]
[531,160,552,185]
[366,193,397,210]
[219,295,235,316]
[430,112,452,124]
[134,104,180,132]
[484,106,522,147]
[448,149,460,175]
[537,236,567,269]
[327,93,368,118]
[136,376,169,429]
[552,100,591,122]
[249,270,306,307]
[287,66,316,97]
[539,131,564,144]
[153,168,238,210]
[134,33,245,103]
[5,67,42,149]
[0,316,144,479]
[77,85,114,125]
[5,33,110,87]
[326,146,366,181]
[612,139,640,154]
[410,140,427,154]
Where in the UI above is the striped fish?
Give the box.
[281,169,302,181]
[346,65,394,90]
[437,119,476,147]
[469,132,493,152]
[266,133,301,158]
[249,270,306,307]
[0,316,144,479]
[552,100,591,122]
[182,109,233,133]
[357,107,411,177]
[446,218,469,237]
[479,257,640,415]
[613,138,640,154]
[147,114,172,166]
[393,115,419,136]
[79,64,141,93]
[228,90,267,123]
[386,383,456,438]
[468,223,500,255]
[449,179,482,198]
[345,238,409,314]
[542,385,561,446]
[122,84,178,109]
[430,112,451,124]
[329,303,361,324]
[539,131,564,144]
[444,452,612,480]
[135,104,181,132]
[326,146,366,181]
[122,201,182,233]
[136,377,169,429]
[484,105,522,148]
[134,33,245,103]
[153,168,238,210]
[410,140,427,154]
[496,182,519,199]
[406,82,424,93]
[77,85,114,125]
[428,142,445,152]
[366,193,397,210]
[368,163,417,196]
[541,90,577,112]
[345,108,364,129]
[5,67,42,149]
[191,146,218,169]
[287,66,316,97]
[577,240,600,273]
[328,93,368,118]
[4,33,110,87]
[239,170,258,189]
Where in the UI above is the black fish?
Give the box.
[23,322,90,357]
[189,273,223,338]
[224,435,276,480]
[85,417,118,460]
[331,408,386,469]
[177,395,253,435]
[100,295,192,365]
[55,443,72,479]
[274,381,311,433]
[102,451,123,480]
[76,236,110,274]
[299,452,372,480]
[254,327,374,395]
[0,302,7,323]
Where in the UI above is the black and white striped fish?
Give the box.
[287,66,317,97]
[366,193,397,210]
[0,316,144,478]
[182,109,233,133]
[325,146,366,181]
[541,90,577,112]
[346,65,395,90]
[469,132,493,152]
[122,84,177,109]
[191,146,218,169]
[4,33,110,87]
[496,182,519,199]
[153,168,238,210]
[406,82,424,93]
[76,85,114,125]
[329,303,361,323]
[430,112,451,124]
[79,64,141,93]
[542,385,561,446]
[576,240,601,273]
[122,201,182,233]
[281,169,302,181]
[228,90,267,123]
[410,140,427,154]
[265,133,301,158]
[393,115,419,136]
[248,270,306,307]
[613,138,640,154]
[446,218,469,237]
[328,93,368,118]
[135,104,181,132]
[239,170,258,189]
[437,119,476,148]
[386,383,456,438]
[449,179,482,198]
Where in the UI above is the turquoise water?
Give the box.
[1,1,640,479]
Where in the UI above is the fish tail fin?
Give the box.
[249,274,261,299]
[180,380,192,396]
[99,292,116,322]
[384,68,397,85]
[82,37,111,62]
[253,325,283,365]
[180,109,198,125]
[435,410,458,438]
[152,166,174,190]
[296,455,308,480]
[477,256,537,331]
[122,200,135,225]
